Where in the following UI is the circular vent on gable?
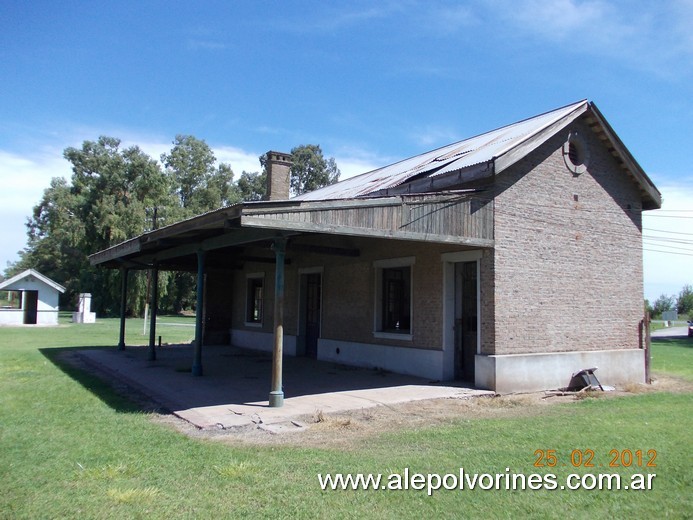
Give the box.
[563,131,590,175]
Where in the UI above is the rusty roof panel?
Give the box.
[295,100,588,201]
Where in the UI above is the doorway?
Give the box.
[299,272,322,358]
[23,291,38,324]
[454,261,478,381]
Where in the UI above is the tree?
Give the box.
[161,135,240,216]
[652,294,675,318]
[677,284,693,316]
[8,136,343,315]
[644,298,653,317]
[236,170,267,201]
[158,136,243,313]
[9,177,84,305]
[288,144,340,196]
[12,137,173,314]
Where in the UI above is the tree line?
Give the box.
[646,284,693,320]
[5,136,340,315]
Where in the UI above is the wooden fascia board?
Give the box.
[494,102,589,174]
[89,206,244,266]
[587,103,662,209]
[139,207,240,247]
[136,228,284,265]
[241,215,494,248]
[89,238,142,266]
[242,197,402,216]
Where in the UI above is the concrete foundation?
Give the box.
[475,349,646,393]
[318,338,444,381]
[230,328,297,356]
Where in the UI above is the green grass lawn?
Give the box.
[651,337,693,380]
[1,318,691,519]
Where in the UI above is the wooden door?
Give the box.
[23,291,38,325]
[303,273,321,359]
[454,262,477,381]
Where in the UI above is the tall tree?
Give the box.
[158,136,242,312]
[10,177,84,300]
[15,136,172,314]
[161,135,240,216]
[652,294,675,318]
[288,144,340,196]
[677,284,693,316]
[237,170,267,201]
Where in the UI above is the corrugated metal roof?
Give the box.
[294,100,589,201]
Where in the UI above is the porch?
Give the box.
[74,343,492,430]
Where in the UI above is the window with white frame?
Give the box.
[374,257,414,337]
[245,274,264,325]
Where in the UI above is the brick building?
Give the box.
[91,100,660,399]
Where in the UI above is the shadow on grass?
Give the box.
[651,337,693,348]
[37,342,476,419]
[39,346,168,415]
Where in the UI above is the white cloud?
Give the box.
[0,150,71,212]
[333,155,381,180]
[499,0,625,43]
[213,146,263,174]
[409,125,461,148]
[479,0,693,76]
[0,147,74,269]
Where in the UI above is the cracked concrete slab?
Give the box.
[76,344,493,430]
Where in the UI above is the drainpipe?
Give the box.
[269,237,287,407]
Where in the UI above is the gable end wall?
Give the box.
[491,117,644,356]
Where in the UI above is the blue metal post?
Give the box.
[117,267,128,350]
[147,265,159,361]
[192,250,205,376]
[269,238,286,407]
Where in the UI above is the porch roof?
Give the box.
[89,192,494,269]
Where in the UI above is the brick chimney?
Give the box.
[265,151,292,201]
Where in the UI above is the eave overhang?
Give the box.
[90,194,495,270]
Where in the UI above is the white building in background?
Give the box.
[0,269,65,326]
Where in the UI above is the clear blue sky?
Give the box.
[1,1,691,303]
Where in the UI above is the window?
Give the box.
[563,131,590,175]
[245,275,264,324]
[374,257,414,338]
[0,290,22,309]
[382,266,411,332]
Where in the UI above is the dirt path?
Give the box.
[152,373,693,449]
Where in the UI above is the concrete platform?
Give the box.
[76,344,492,430]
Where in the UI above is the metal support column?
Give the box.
[117,267,128,350]
[269,237,286,407]
[192,250,205,376]
[147,264,159,361]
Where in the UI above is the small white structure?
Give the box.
[72,293,96,323]
[0,269,65,326]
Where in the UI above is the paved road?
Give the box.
[651,326,690,338]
